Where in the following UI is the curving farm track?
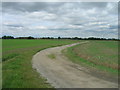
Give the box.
[32,41,118,88]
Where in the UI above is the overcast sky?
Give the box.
[1,2,118,38]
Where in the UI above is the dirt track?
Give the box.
[32,41,118,88]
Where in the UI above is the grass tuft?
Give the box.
[48,54,56,59]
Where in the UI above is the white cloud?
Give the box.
[29,26,47,29]
[26,11,57,20]
[2,2,118,38]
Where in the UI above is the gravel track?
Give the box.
[32,41,118,88]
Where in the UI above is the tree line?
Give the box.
[1,35,119,41]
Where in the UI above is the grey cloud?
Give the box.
[109,25,118,29]
[2,2,64,13]
[86,30,117,35]
[2,2,118,38]
[5,24,24,28]
[73,24,83,26]
[2,2,112,14]
[79,2,108,9]
[2,2,47,12]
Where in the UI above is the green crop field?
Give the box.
[63,40,119,74]
[2,39,78,88]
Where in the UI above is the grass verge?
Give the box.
[63,41,118,75]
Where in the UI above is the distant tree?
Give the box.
[16,36,34,39]
[27,36,34,39]
[88,37,95,40]
[2,36,7,39]
[47,37,50,39]
[2,35,14,39]
[58,37,61,39]
[72,37,79,40]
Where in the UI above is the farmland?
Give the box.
[2,39,119,88]
[2,39,78,88]
[63,40,119,75]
